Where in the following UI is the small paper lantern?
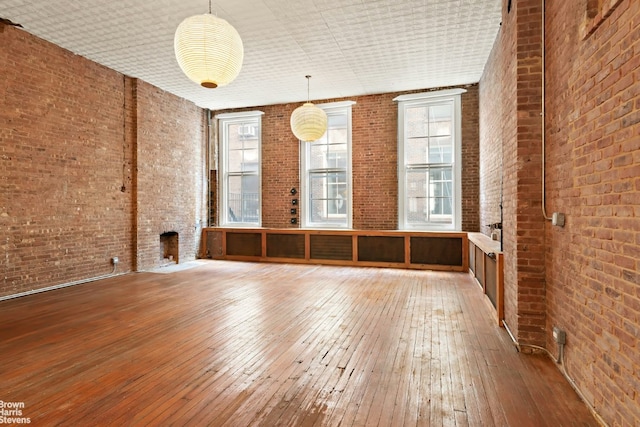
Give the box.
[174,13,243,88]
[290,76,327,142]
[291,102,328,142]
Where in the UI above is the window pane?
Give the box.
[428,104,452,136]
[228,149,242,172]
[406,137,428,165]
[227,124,243,150]
[309,171,347,224]
[429,168,452,222]
[428,136,452,163]
[407,196,428,224]
[309,199,326,223]
[227,175,260,223]
[327,172,347,215]
[429,167,452,223]
[328,114,347,129]
[327,127,347,144]
[327,114,347,144]
[309,142,347,170]
[229,123,259,140]
[242,137,259,151]
[227,121,259,173]
[406,106,428,138]
[406,167,453,226]
[228,148,259,172]
[406,170,427,224]
[327,149,347,169]
[309,143,326,169]
[227,175,242,222]
[309,173,326,194]
[243,149,259,172]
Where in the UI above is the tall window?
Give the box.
[395,89,465,230]
[300,101,355,228]
[216,111,263,226]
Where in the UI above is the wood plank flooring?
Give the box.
[0,261,596,426]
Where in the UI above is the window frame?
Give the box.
[300,100,355,229]
[215,110,264,227]
[394,89,465,231]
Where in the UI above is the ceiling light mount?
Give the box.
[174,0,244,89]
[290,75,327,142]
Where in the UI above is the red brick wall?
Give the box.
[479,0,521,339]
[135,81,207,270]
[482,0,639,423]
[213,85,480,231]
[513,0,546,346]
[544,0,640,424]
[0,25,207,297]
[480,0,547,345]
[0,25,134,297]
[479,33,506,236]
[262,103,301,228]
[351,93,398,230]
[460,86,480,233]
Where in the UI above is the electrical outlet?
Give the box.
[111,257,119,265]
[553,326,566,345]
[552,212,565,227]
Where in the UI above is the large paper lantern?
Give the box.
[174,12,243,88]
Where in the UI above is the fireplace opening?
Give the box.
[160,232,179,266]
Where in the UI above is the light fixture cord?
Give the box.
[305,75,311,103]
[209,0,212,14]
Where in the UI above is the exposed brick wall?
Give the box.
[482,0,640,423]
[0,25,134,297]
[261,103,302,228]
[351,93,398,230]
[513,0,546,346]
[135,81,207,271]
[213,85,480,231]
[544,0,640,424]
[0,25,207,296]
[479,0,521,339]
[479,36,505,236]
[480,0,547,345]
[461,85,480,233]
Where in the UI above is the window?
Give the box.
[395,89,465,230]
[216,111,263,226]
[300,101,355,228]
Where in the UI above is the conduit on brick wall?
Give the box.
[0,264,123,302]
[540,1,552,223]
[503,318,607,426]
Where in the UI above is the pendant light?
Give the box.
[174,0,243,88]
[290,75,327,142]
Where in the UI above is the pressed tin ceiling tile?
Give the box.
[1,0,501,110]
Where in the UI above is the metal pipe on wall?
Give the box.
[541,0,552,221]
[0,264,122,302]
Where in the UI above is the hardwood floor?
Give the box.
[0,261,596,426]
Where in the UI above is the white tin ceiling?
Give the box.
[0,0,502,110]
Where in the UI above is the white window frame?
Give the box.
[394,89,465,231]
[215,110,264,227]
[300,100,355,229]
